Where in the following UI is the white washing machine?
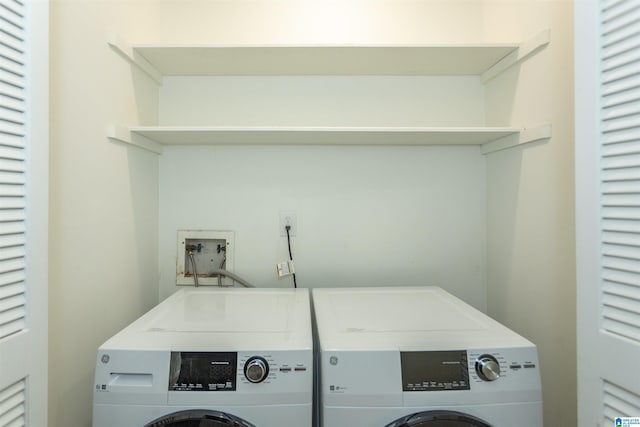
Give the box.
[312,286,543,427]
[92,288,313,427]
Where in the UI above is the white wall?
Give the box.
[157,71,490,307]
[49,1,160,426]
[159,145,488,307]
[483,1,576,425]
[151,0,485,45]
[154,0,492,309]
[48,0,576,425]
[159,76,487,127]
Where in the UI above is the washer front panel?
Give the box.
[93,289,314,427]
[94,348,312,407]
[92,402,312,427]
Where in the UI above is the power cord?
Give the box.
[285,225,297,288]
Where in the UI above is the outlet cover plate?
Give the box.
[279,211,297,237]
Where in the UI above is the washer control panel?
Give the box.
[169,352,237,391]
[237,351,309,387]
[167,351,311,391]
[244,356,269,383]
[475,354,501,381]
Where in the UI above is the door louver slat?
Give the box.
[0,379,26,427]
[0,0,24,340]
[603,380,640,424]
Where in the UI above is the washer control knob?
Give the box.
[475,354,500,381]
[244,356,269,383]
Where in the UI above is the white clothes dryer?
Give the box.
[92,288,313,427]
[312,286,543,427]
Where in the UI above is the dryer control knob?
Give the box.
[475,355,500,381]
[244,356,269,383]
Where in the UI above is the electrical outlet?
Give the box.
[280,211,297,237]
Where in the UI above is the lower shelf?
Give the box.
[107,125,551,155]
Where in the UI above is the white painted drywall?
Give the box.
[158,144,488,309]
[483,1,576,426]
[154,1,492,310]
[151,0,485,45]
[49,1,160,426]
[159,76,486,127]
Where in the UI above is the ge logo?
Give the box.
[101,354,110,364]
[329,356,338,365]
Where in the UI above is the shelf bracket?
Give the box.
[481,123,552,155]
[107,33,163,85]
[481,29,551,84]
[107,125,163,154]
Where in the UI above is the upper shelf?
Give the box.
[107,31,552,154]
[108,30,550,83]
[131,126,519,145]
[132,45,517,76]
[107,124,552,156]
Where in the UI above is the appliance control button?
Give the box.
[244,356,269,383]
[475,354,501,381]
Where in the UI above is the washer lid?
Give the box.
[147,289,297,332]
[312,286,535,350]
[100,288,312,351]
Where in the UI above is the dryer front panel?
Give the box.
[320,402,543,427]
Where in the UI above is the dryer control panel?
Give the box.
[399,348,539,392]
[400,347,539,392]
[400,350,470,391]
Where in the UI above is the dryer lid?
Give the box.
[144,409,256,427]
[385,410,492,427]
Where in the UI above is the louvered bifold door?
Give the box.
[600,0,640,346]
[0,0,28,425]
[576,0,640,424]
[0,0,48,425]
[0,0,27,346]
